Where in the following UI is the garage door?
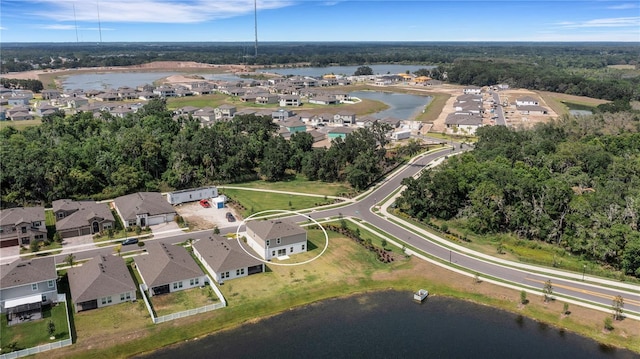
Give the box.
[61,230,78,239]
[0,238,19,248]
[147,216,165,226]
[81,227,91,236]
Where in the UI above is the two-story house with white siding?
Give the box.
[0,257,58,322]
[0,207,47,248]
[67,254,137,312]
[245,219,307,260]
[134,242,207,296]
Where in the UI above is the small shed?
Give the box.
[167,186,218,205]
[211,196,227,209]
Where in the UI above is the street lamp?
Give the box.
[582,264,586,281]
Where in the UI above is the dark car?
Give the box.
[122,238,139,246]
[226,212,235,222]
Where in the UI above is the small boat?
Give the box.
[413,289,429,302]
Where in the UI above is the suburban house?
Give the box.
[282,118,307,134]
[113,192,177,228]
[41,89,61,100]
[52,199,116,239]
[214,104,236,120]
[134,242,207,296]
[245,219,307,260]
[0,257,58,323]
[328,126,355,140]
[192,235,264,283]
[67,254,137,312]
[334,111,356,124]
[0,207,46,248]
[279,95,301,107]
[463,86,482,95]
[444,113,484,135]
[514,96,547,115]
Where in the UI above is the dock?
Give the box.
[413,289,429,302]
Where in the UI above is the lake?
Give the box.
[60,72,247,91]
[258,64,435,77]
[351,90,432,119]
[138,291,635,359]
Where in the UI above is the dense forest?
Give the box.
[0,100,396,207]
[396,112,640,277]
[2,42,638,101]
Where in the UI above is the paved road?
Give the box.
[491,91,507,126]
[50,147,639,318]
[269,147,640,317]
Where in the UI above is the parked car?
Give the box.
[226,212,235,222]
[199,199,211,208]
[122,238,139,246]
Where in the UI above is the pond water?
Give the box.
[138,291,635,359]
[350,90,432,120]
[259,64,435,77]
[569,109,593,116]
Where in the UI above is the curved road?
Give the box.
[283,147,640,317]
[53,146,640,318]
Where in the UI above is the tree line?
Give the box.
[396,112,640,277]
[0,99,396,207]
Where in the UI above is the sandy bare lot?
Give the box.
[174,201,239,231]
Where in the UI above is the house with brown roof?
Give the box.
[67,254,136,312]
[52,199,115,239]
[192,235,264,283]
[245,219,307,260]
[113,192,176,228]
[0,257,57,321]
[0,207,46,248]
[134,242,206,296]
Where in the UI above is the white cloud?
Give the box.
[606,3,639,10]
[556,17,640,28]
[38,24,113,31]
[31,0,295,24]
[0,27,6,30]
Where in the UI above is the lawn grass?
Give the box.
[166,93,230,110]
[415,92,450,122]
[0,303,70,352]
[224,175,352,197]
[0,119,42,131]
[536,91,608,116]
[221,188,333,217]
[150,287,219,317]
[44,210,56,227]
[40,223,639,359]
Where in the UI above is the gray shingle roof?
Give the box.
[135,242,204,288]
[0,207,45,226]
[445,113,483,126]
[53,199,114,231]
[193,235,262,273]
[0,257,56,289]
[114,192,176,222]
[246,219,305,241]
[68,255,136,303]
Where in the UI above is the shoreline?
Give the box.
[136,289,637,358]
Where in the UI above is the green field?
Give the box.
[224,175,352,197]
[0,119,42,131]
[221,188,331,217]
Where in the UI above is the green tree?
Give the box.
[563,302,570,315]
[612,295,624,320]
[65,254,76,268]
[520,290,527,305]
[604,316,614,331]
[213,226,220,235]
[354,66,373,76]
[47,320,56,338]
[543,280,553,302]
[381,238,388,249]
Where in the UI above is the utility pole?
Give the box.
[254,0,258,57]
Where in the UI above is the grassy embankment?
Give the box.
[536,91,608,116]
[41,222,639,359]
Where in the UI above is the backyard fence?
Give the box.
[139,276,227,324]
[1,294,72,359]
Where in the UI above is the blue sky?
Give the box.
[1,1,638,42]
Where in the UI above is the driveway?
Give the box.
[0,245,20,264]
[150,222,183,238]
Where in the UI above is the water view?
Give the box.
[351,90,432,119]
[259,64,435,77]
[139,291,635,359]
[61,72,179,91]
